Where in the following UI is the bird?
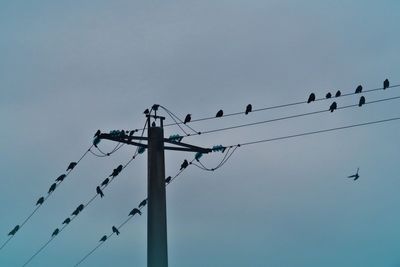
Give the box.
[216,110,223,117]
[143,109,150,115]
[111,165,123,177]
[112,226,120,236]
[94,130,101,138]
[66,162,77,172]
[48,183,57,194]
[62,218,71,225]
[77,204,84,212]
[335,90,341,97]
[129,130,135,136]
[8,225,19,236]
[71,208,80,216]
[165,176,172,184]
[99,235,107,242]
[138,199,147,209]
[101,178,110,187]
[36,196,44,206]
[383,78,389,89]
[245,104,252,115]
[325,92,332,99]
[355,85,363,94]
[348,168,360,181]
[52,228,59,237]
[184,114,191,124]
[307,93,316,103]
[129,208,142,216]
[358,96,366,107]
[96,186,104,198]
[55,174,66,182]
[180,159,189,170]
[329,102,337,112]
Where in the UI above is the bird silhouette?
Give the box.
[307,93,316,103]
[101,178,110,187]
[325,92,332,99]
[48,183,57,194]
[383,78,389,89]
[335,90,341,97]
[52,228,59,237]
[165,176,172,184]
[129,208,142,216]
[36,196,44,206]
[143,109,150,115]
[184,114,191,124]
[67,162,77,172]
[55,174,66,182]
[216,110,223,117]
[358,96,366,107]
[111,165,123,177]
[138,199,147,209]
[180,159,189,170]
[77,204,84,212]
[348,168,360,181]
[94,130,101,138]
[8,225,19,236]
[245,104,252,115]
[329,102,337,112]
[71,208,79,216]
[62,218,71,225]
[112,226,120,235]
[355,85,363,94]
[99,235,107,242]
[96,186,104,198]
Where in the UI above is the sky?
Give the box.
[1,0,400,266]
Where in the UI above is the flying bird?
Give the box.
[55,174,66,182]
[307,93,316,103]
[129,208,142,216]
[66,162,77,172]
[355,85,363,94]
[348,168,360,181]
[325,92,332,99]
[8,225,19,236]
[165,176,172,184]
[101,178,110,187]
[335,90,341,97]
[184,114,191,124]
[36,196,44,206]
[112,226,120,236]
[180,159,189,170]
[94,130,101,138]
[52,228,59,237]
[62,218,71,225]
[329,102,337,112]
[99,235,107,242]
[358,96,366,107]
[383,78,389,89]
[48,183,57,194]
[215,110,223,117]
[96,186,104,198]
[244,104,252,115]
[138,199,147,209]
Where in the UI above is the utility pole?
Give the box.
[98,106,211,267]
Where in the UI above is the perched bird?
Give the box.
[138,199,147,209]
[71,208,79,216]
[245,104,252,115]
[94,130,101,138]
[325,92,332,99]
[348,168,360,181]
[383,78,389,89]
[52,228,59,237]
[101,178,110,187]
[112,226,120,236]
[99,235,107,242]
[129,208,142,216]
[8,225,20,236]
[335,90,341,97]
[111,165,123,177]
[180,159,189,170]
[165,176,172,184]
[215,110,223,117]
[36,196,44,206]
[355,85,363,94]
[77,204,84,212]
[184,114,191,124]
[48,183,57,194]
[66,162,77,172]
[358,96,366,107]
[329,102,337,112]
[307,93,316,103]
[96,186,104,198]
[55,174,66,182]
[143,109,150,115]
[62,218,71,225]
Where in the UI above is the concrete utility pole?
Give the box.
[99,105,211,267]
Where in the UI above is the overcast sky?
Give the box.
[1,1,400,266]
